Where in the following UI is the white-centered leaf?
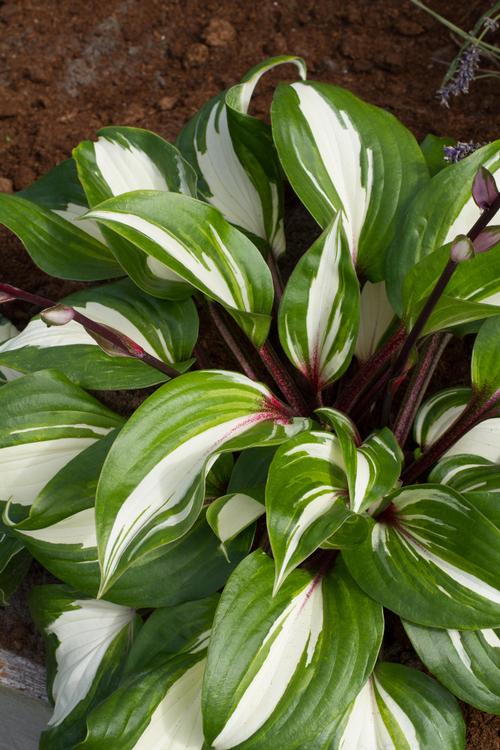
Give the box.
[404,620,500,715]
[206,492,264,549]
[278,215,360,389]
[330,662,465,750]
[0,279,198,389]
[344,485,500,628]
[355,281,395,362]
[86,191,274,346]
[202,552,383,750]
[272,80,428,279]
[96,370,311,594]
[177,56,306,258]
[0,370,123,508]
[74,126,197,299]
[266,430,351,591]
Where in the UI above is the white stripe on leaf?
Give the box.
[17,508,97,549]
[355,281,394,362]
[94,137,170,195]
[52,202,106,243]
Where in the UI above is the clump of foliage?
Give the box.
[1,55,500,750]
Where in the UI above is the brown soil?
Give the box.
[0,1,499,747]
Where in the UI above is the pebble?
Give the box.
[185,43,209,67]
[0,177,13,193]
[158,95,178,111]
[203,18,236,48]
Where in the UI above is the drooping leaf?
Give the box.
[386,140,500,314]
[272,80,428,280]
[266,430,351,591]
[7,436,251,608]
[96,370,311,594]
[471,315,500,397]
[0,160,123,280]
[344,485,500,628]
[177,56,306,258]
[0,369,123,508]
[0,279,198,389]
[329,662,465,750]
[74,125,197,299]
[29,586,137,750]
[355,280,395,362]
[86,191,274,346]
[278,215,360,389]
[202,552,383,750]
[404,620,500,715]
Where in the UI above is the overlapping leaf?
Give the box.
[86,191,274,345]
[278,215,360,389]
[96,370,311,594]
[0,279,198,389]
[177,56,306,258]
[30,586,137,750]
[404,620,500,715]
[203,552,383,750]
[387,140,500,314]
[471,315,500,397]
[272,80,428,279]
[344,485,500,628]
[74,125,197,298]
[0,159,123,280]
[355,280,395,362]
[207,492,265,552]
[329,662,465,749]
[0,369,123,508]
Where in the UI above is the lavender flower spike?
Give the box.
[443,140,484,164]
[438,45,481,107]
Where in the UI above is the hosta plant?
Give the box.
[1,56,500,749]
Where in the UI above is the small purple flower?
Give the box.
[484,16,499,32]
[443,140,484,164]
[438,45,481,107]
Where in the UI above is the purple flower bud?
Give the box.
[450,235,475,263]
[87,326,145,359]
[473,226,500,254]
[40,304,76,326]
[472,166,499,210]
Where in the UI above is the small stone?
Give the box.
[185,43,209,67]
[0,177,13,193]
[203,18,236,48]
[158,95,178,111]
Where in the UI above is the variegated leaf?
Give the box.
[30,586,137,750]
[355,280,395,362]
[86,192,274,346]
[272,80,428,279]
[74,125,197,299]
[329,662,464,750]
[472,315,500,397]
[266,430,351,591]
[404,620,500,715]
[388,140,500,314]
[96,371,311,594]
[206,492,264,550]
[0,159,123,280]
[0,279,198,389]
[0,313,17,343]
[344,485,500,628]
[203,552,383,750]
[177,56,306,258]
[0,369,123,508]
[278,215,360,389]
[7,436,250,608]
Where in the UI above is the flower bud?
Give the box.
[40,304,76,326]
[450,235,475,263]
[472,166,499,210]
[473,226,500,254]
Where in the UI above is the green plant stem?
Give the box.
[207,301,259,381]
[393,332,451,447]
[334,324,406,414]
[402,388,500,483]
[410,0,500,57]
[0,282,180,379]
[258,340,309,416]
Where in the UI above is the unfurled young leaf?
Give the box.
[266,430,351,591]
[355,280,395,362]
[344,485,500,628]
[30,586,137,750]
[279,215,360,389]
[177,56,306,258]
[0,370,123,508]
[0,160,123,281]
[329,662,465,750]
[202,552,383,750]
[86,192,274,346]
[471,315,500,397]
[272,80,428,279]
[404,620,500,715]
[96,371,311,594]
[0,279,198,389]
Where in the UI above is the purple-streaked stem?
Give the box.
[207,301,259,381]
[258,340,309,416]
